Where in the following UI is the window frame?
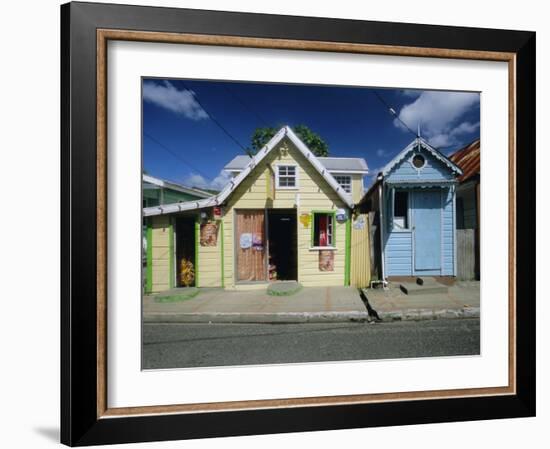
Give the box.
[310,211,337,248]
[392,190,411,231]
[275,164,299,189]
[333,174,352,193]
[410,153,427,170]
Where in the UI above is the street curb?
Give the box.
[143,311,371,324]
[374,307,480,322]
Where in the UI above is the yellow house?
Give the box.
[143,126,369,293]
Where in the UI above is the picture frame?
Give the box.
[60,1,535,446]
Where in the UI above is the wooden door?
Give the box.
[236,210,266,282]
[413,190,441,271]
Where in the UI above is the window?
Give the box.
[393,191,409,229]
[312,213,334,247]
[334,175,352,193]
[276,165,297,188]
[412,154,426,169]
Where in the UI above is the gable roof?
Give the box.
[224,155,368,174]
[381,137,463,177]
[449,139,480,183]
[143,126,361,217]
[143,174,212,198]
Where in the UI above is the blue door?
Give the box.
[413,190,441,271]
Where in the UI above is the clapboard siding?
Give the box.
[441,187,455,275]
[223,138,348,288]
[385,232,413,275]
[150,215,172,292]
[197,235,222,287]
[386,147,454,182]
[382,170,457,277]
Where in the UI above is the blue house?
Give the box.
[362,137,463,279]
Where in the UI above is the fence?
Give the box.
[350,213,371,288]
[457,229,477,280]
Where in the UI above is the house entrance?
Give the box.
[175,216,196,287]
[413,190,442,271]
[267,209,297,281]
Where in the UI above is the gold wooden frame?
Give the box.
[96,29,516,419]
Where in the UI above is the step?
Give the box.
[399,277,448,296]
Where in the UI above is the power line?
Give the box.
[372,90,418,138]
[371,90,461,154]
[221,84,270,127]
[143,132,214,182]
[179,81,250,154]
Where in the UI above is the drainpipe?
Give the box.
[378,181,387,286]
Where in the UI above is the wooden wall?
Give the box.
[223,137,349,288]
[350,213,371,288]
[457,229,476,280]
[149,215,172,293]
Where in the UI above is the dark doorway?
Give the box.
[267,209,297,281]
[175,216,196,287]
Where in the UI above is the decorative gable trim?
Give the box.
[382,137,463,178]
[144,126,357,217]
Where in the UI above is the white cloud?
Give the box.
[183,170,232,191]
[143,81,208,120]
[394,91,479,147]
[400,89,422,98]
[376,148,388,157]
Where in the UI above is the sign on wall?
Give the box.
[200,222,219,247]
[299,213,311,228]
[319,250,335,271]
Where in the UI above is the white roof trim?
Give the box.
[143,126,357,217]
[142,174,211,198]
[329,170,369,175]
[381,137,463,177]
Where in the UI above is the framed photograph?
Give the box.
[61,1,535,446]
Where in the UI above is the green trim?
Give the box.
[220,219,225,288]
[169,219,175,288]
[310,210,337,247]
[145,220,153,293]
[344,215,352,286]
[195,217,200,287]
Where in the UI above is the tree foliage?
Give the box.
[249,125,329,157]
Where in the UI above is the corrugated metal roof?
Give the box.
[449,139,480,183]
[224,155,368,173]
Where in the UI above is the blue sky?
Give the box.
[142,78,480,190]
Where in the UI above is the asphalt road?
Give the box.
[142,318,480,369]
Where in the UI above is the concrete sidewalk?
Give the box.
[143,285,369,324]
[362,280,480,321]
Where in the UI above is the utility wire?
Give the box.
[372,90,418,138]
[221,84,270,127]
[179,81,250,153]
[143,132,214,182]
[371,90,460,154]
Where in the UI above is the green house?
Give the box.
[143,174,211,207]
